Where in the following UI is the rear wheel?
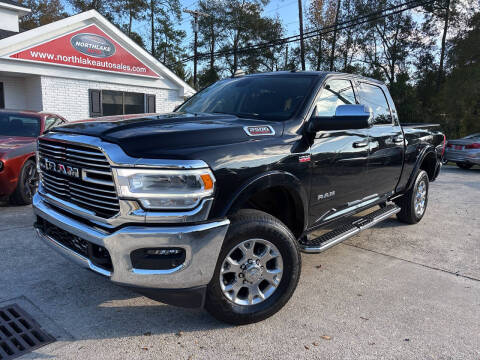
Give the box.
[10,160,38,205]
[395,170,429,224]
[457,162,473,170]
[205,209,301,325]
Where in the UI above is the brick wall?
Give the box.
[40,76,183,121]
[0,76,26,109]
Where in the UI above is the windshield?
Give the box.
[177,75,317,121]
[0,113,41,137]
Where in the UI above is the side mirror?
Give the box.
[308,104,372,133]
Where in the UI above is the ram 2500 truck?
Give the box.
[33,72,445,324]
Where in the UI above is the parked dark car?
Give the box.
[444,133,480,169]
[0,110,67,204]
[33,72,444,324]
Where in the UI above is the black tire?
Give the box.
[205,209,301,325]
[9,160,38,205]
[395,170,429,224]
[457,162,473,170]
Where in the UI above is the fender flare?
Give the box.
[220,170,309,231]
[405,145,437,191]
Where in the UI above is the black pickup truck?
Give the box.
[33,71,445,324]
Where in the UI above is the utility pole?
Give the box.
[298,0,305,70]
[284,44,289,70]
[150,0,155,57]
[330,0,341,71]
[184,9,209,90]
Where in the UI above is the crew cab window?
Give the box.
[177,76,316,121]
[314,79,356,117]
[358,83,392,125]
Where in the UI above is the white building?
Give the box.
[0,1,194,121]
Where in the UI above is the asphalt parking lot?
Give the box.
[0,165,479,360]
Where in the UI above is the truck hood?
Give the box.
[52,112,282,158]
[0,136,36,159]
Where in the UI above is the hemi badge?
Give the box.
[243,125,275,136]
[299,155,311,163]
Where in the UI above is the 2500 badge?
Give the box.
[70,33,116,58]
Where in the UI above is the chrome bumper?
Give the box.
[33,193,230,289]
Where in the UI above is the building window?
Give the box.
[0,83,4,109]
[89,90,156,117]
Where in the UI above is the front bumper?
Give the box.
[33,192,229,291]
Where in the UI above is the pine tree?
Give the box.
[18,0,68,30]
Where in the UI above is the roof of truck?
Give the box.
[242,70,385,85]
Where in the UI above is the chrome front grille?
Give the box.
[38,139,120,218]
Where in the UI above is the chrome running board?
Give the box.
[300,204,401,253]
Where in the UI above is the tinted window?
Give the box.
[124,92,145,114]
[102,90,124,116]
[0,113,40,137]
[358,83,392,124]
[178,76,316,121]
[100,90,146,116]
[315,79,356,117]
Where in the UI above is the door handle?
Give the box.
[392,135,404,144]
[353,140,369,148]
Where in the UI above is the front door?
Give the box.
[308,78,371,227]
[356,82,404,197]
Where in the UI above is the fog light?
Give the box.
[131,248,186,270]
[146,249,182,256]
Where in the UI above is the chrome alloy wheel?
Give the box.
[414,180,427,217]
[219,239,283,306]
[23,162,38,202]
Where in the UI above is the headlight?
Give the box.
[113,168,215,210]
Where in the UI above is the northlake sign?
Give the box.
[70,33,116,58]
[8,24,159,78]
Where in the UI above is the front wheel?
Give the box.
[395,170,429,224]
[9,160,38,205]
[205,209,301,325]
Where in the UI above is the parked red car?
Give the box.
[0,110,67,204]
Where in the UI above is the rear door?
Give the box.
[308,78,371,226]
[356,82,404,197]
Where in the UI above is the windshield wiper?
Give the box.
[211,111,234,115]
[234,112,263,119]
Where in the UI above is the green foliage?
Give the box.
[111,0,148,36]
[198,67,220,88]
[435,13,480,138]
[68,0,115,21]
[215,0,286,76]
[18,0,68,30]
